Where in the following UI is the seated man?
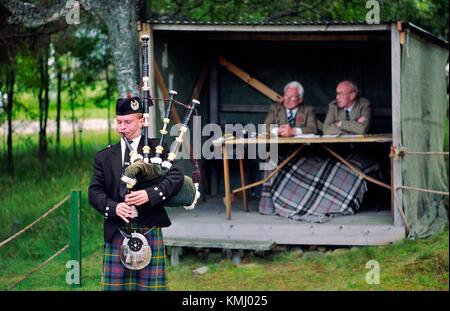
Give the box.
[258,80,379,222]
[323,80,371,135]
[264,81,317,136]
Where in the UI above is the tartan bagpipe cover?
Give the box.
[258,152,380,223]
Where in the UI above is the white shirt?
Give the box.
[270,107,303,136]
[121,135,141,166]
[345,102,355,114]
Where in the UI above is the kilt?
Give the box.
[101,223,167,291]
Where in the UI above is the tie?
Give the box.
[123,141,132,167]
[288,110,295,127]
[120,141,133,199]
[345,109,351,121]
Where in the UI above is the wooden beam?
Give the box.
[218,56,283,103]
[190,63,210,100]
[391,24,405,230]
[153,61,181,124]
[164,238,275,251]
[232,145,303,195]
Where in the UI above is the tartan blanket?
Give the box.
[258,152,380,223]
[102,223,167,291]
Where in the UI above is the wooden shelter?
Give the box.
[137,20,448,253]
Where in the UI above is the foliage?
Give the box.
[148,0,449,39]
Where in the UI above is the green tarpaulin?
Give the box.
[401,29,449,239]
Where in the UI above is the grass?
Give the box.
[165,231,448,291]
[0,130,109,290]
[1,230,448,291]
[0,128,448,291]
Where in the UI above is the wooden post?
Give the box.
[170,246,181,267]
[223,144,232,220]
[232,249,244,265]
[238,156,249,212]
[391,24,405,230]
[69,190,81,288]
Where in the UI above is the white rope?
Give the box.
[6,244,69,291]
[0,195,70,248]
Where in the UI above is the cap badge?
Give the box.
[130,99,139,111]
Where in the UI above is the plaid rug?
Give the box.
[258,152,380,222]
[101,224,167,291]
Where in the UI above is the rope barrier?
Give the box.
[0,195,70,248]
[1,191,81,290]
[396,185,449,196]
[6,244,69,291]
[389,145,449,159]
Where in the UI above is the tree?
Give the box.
[3,0,141,97]
[1,1,71,177]
[0,3,34,176]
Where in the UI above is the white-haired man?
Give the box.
[264,81,317,136]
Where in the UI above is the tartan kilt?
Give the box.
[101,224,167,291]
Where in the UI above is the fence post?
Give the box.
[70,190,81,288]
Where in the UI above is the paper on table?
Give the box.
[340,134,365,138]
[294,134,320,138]
[321,134,339,138]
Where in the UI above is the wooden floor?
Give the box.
[162,196,405,246]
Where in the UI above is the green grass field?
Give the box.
[0,128,448,291]
[1,229,448,291]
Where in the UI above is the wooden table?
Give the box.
[218,133,393,220]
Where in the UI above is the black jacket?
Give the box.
[88,136,184,242]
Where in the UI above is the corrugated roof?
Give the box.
[147,19,395,26]
[146,19,448,47]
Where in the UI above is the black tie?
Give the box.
[345,109,351,121]
[288,110,295,127]
[123,141,132,167]
[120,141,133,199]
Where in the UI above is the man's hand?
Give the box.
[357,116,366,124]
[334,121,342,128]
[116,202,135,223]
[125,190,149,207]
[278,124,295,137]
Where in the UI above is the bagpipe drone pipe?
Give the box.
[120,35,201,210]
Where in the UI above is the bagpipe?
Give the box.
[120,35,201,210]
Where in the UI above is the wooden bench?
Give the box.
[164,238,275,266]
